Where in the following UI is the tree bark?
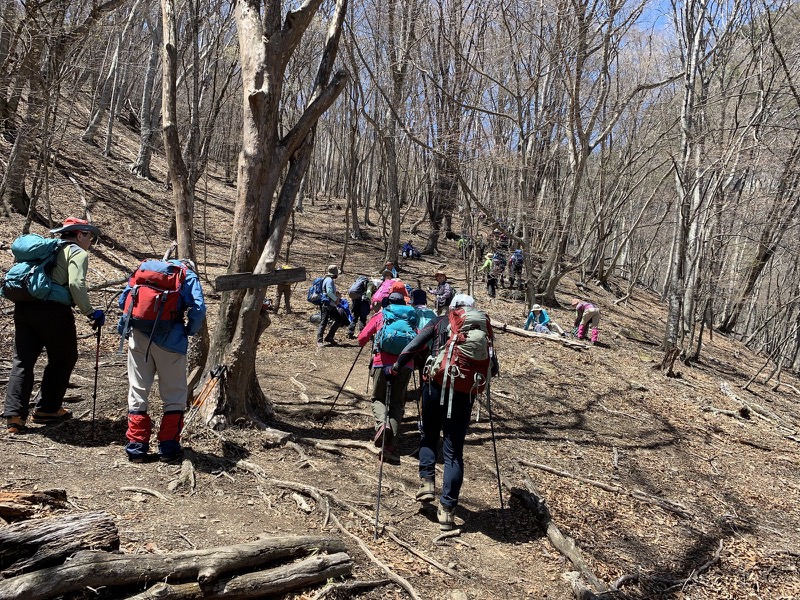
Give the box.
[0,490,67,521]
[0,510,119,577]
[0,535,346,600]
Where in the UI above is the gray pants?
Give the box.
[371,366,412,437]
[127,330,188,414]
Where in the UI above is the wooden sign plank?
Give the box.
[214,267,307,292]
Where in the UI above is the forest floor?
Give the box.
[2,111,800,600]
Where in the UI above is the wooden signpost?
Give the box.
[214,267,307,292]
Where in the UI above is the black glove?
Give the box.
[491,359,499,378]
[383,365,397,380]
[90,309,105,329]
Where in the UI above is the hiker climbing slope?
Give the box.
[316,265,342,347]
[387,294,499,531]
[571,297,601,344]
[358,292,417,462]
[4,217,105,434]
[118,259,206,463]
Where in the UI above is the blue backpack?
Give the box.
[376,304,418,355]
[307,277,325,305]
[0,234,71,304]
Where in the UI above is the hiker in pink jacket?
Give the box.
[571,298,600,344]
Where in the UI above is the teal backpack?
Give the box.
[415,307,437,331]
[1,234,71,304]
[376,304,418,355]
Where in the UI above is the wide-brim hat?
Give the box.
[570,298,580,307]
[50,217,101,236]
[434,269,446,278]
[327,264,339,278]
[531,304,542,312]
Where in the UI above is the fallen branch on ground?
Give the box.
[517,459,692,519]
[506,464,607,596]
[493,321,589,350]
[0,490,67,520]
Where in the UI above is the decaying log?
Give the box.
[0,490,67,520]
[493,321,588,350]
[507,463,607,596]
[0,534,346,600]
[0,511,119,577]
[120,552,352,600]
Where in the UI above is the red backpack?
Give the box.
[427,307,493,416]
[120,260,186,353]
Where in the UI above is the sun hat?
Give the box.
[434,269,447,278]
[327,264,339,278]
[570,298,580,307]
[50,217,101,236]
[531,304,542,312]
[450,294,475,309]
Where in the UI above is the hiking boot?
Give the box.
[31,408,72,424]
[6,416,27,435]
[380,444,400,464]
[317,341,324,348]
[326,339,340,347]
[437,505,455,531]
[159,451,184,464]
[416,478,435,502]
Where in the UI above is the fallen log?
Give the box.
[492,321,589,350]
[120,552,352,600]
[0,490,67,520]
[0,510,118,577]
[507,463,607,596]
[0,534,346,600]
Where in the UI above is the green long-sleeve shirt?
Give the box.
[51,243,93,315]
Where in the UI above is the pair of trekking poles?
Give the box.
[320,345,506,538]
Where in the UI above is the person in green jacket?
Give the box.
[5,217,105,434]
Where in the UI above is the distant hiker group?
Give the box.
[2,217,207,465]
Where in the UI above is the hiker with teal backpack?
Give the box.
[358,292,418,462]
[386,294,499,531]
[3,218,105,434]
[118,258,206,463]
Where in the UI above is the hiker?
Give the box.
[118,259,206,463]
[479,252,493,282]
[273,264,293,314]
[347,275,372,339]
[402,241,420,259]
[335,293,354,330]
[410,282,427,308]
[387,294,499,531]
[509,249,524,289]
[429,270,454,316]
[317,265,342,347]
[4,218,105,434]
[358,292,417,462]
[571,298,601,343]
[492,250,507,288]
[372,274,410,310]
[524,304,564,335]
[382,260,398,278]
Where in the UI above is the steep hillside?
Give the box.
[2,115,800,600]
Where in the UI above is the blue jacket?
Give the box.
[524,308,550,330]
[118,260,206,355]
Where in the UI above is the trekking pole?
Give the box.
[485,374,507,535]
[319,344,364,429]
[374,377,392,540]
[90,326,102,440]
[184,365,227,429]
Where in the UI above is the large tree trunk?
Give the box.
[203,0,348,428]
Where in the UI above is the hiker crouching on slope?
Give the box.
[386,294,499,531]
[118,259,206,463]
[5,217,105,434]
[317,265,342,347]
[358,292,418,462]
[571,298,600,344]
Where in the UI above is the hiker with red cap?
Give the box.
[118,258,206,462]
[4,217,105,434]
[571,298,601,344]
